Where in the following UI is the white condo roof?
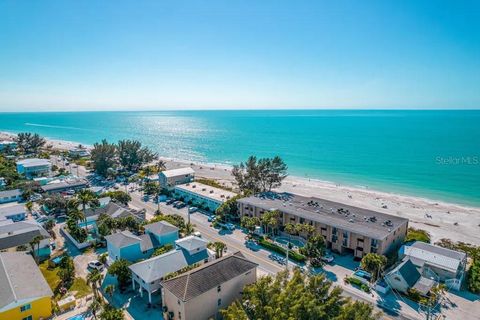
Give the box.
[16,158,51,167]
[175,182,236,203]
[161,167,195,178]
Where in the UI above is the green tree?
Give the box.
[21,181,41,201]
[107,259,131,290]
[405,227,431,243]
[468,259,480,293]
[221,269,380,320]
[117,139,157,172]
[29,235,44,264]
[208,241,227,259]
[360,253,388,282]
[76,189,100,231]
[143,181,159,195]
[261,210,280,235]
[87,269,104,298]
[103,190,131,205]
[16,132,46,154]
[241,216,260,235]
[58,255,75,287]
[232,155,288,193]
[99,304,124,320]
[88,297,102,320]
[104,284,115,300]
[152,244,174,257]
[215,195,242,222]
[91,139,117,176]
[302,234,326,267]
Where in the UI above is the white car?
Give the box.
[321,254,334,263]
[88,260,104,271]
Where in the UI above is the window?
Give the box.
[20,304,31,312]
[332,227,337,235]
[217,299,222,306]
[217,285,221,292]
[178,311,182,319]
[22,316,33,320]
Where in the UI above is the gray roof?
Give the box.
[105,230,142,249]
[41,179,88,192]
[0,189,22,198]
[238,192,409,239]
[0,252,53,309]
[402,241,467,273]
[144,221,179,236]
[0,220,50,250]
[412,276,436,296]
[85,202,144,222]
[129,250,188,283]
[175,235,208,252]
[396,259,421,287]
[0,204,26,217]
[162,252,257,302]
[139,234,155,252]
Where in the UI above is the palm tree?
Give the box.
[156,160,166,173]
[212,241,227,259]
[88,297,102,320]
[29,235,44,264]
[87,269,104,298]
[76,189,100,232]
[183,222,194,236]
[104,284,115,300]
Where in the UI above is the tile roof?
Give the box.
[144,221,179,236]
[401,242,466,273]
[129,250,188,283]
[238,192,408,239]
[162,252,257,302]
[0,252,53,310]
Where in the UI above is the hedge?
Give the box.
[258,238,306,263]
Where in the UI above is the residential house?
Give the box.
[0,189,22,204]
[68,147,90,158]
[105,221,179,263]
[0,252,53,320]
[399,241,467,290]
[237,192,409,258]
[129,235,213,304]
[384,259,435,296]
[16,158,52,179]
[0,204,27,222]
[174,182,236,212]
[159,167,195,190]
[0,140,17,152]
[0,220,51,259]
[40,178,88,194]
[80,200,145,231]
[162,252,258,320]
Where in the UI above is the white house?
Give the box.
[162,252,258,320]
[159,167,195,190]
[174,182,236,212]
[399,241,467,290]
[16,158,52,179]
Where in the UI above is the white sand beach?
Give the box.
[3,131,480,246]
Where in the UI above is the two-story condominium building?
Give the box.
[162,251,258,320]
[0,204,27,222]
[174,182,237,212]
[16,158,52,179]
[0,252,53,320]
[237,192,409,258]
[159,167,195,190]
[0,220,52,259]
[129,236,214,304]
[0,189,22,204]
[105,221,179,263]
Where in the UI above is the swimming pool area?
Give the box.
[274,236,305,248]
[353,269,372,281]
[67,313,90,320]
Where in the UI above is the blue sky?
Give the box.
[0,0,479,111]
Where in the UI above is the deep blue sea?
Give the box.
[1,110,479,206]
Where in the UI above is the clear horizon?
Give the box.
[1,0,479,111]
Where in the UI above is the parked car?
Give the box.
[88,260,104,271]
[321,253,335,263]
[143,194,150,202]
[208,215,216,222]
[225,223,236,231]
[175,202,186,209]
[188,207,198,213]
[166,199,175,205]
[193,231,202,238]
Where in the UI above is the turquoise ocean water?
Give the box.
[1,110,479,206]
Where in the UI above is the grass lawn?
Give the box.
[39,261,92,299]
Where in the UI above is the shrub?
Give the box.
[405,228,431,243]
[258,238,306,263]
